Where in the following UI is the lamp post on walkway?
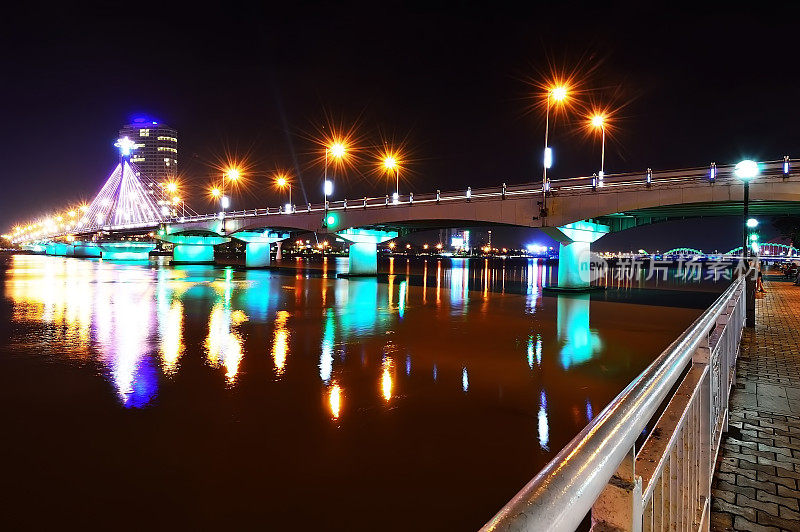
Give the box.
[735,159,759,328]
[734,160,759,261]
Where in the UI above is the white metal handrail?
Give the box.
[481,276,746,531]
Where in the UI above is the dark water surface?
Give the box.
[0,254,725,529]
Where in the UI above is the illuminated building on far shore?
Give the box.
[118,117,177,182]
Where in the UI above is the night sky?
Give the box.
[2,3,796,249]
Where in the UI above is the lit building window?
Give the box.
[139,129,150,137]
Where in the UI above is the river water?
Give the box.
[0,254,725,529]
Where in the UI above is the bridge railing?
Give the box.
[17,159,795,242]
[482,275,746,531]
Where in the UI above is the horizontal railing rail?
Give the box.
[481,275,746,531]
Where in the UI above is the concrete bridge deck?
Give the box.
[711,277,800,531]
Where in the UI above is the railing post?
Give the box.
[745,268,756,328]
[591,445,643,532]
[693,335,713,523]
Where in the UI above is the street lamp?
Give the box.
[216,167,240,214]
[591,113,606,187]
[542,85,568,206]
[734,159,759,262]
[323,141,347,227]
[383,154,399,203]
[276,173,292,212]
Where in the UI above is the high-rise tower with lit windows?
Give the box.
[118,117,178,182]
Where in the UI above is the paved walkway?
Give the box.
[711,277,800,531]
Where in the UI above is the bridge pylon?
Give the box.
[541,221,609,290]
[337,228,398,276]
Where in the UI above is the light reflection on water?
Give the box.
[0,254,725,530]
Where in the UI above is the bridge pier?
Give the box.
[158,234,229,264]
[234,231,291,268]
[97,241,157,260]
[72,241,102,258]
[541,221,609,290]
[337,228,398,276]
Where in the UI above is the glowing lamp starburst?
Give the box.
[329,142,346,159]
[226,168,241,181]
[276,176,287,187]
[383,155,398,171]
[550,85,568,102]
[591,114,605,128]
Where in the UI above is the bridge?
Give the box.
[11,139,800,288]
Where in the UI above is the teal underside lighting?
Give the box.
[245,242,271,268]
[173,243,214,264]
[99,242,156,261]
[348,242,378,275]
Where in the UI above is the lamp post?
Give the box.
[323,142,346,228]
[383,154,399,203]
[542,85,568,212]
[276,174,292,211]
[220,168,240,214]
[591,114,606,187]
[734,160,759,262]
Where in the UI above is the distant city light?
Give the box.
[526,243,548,254]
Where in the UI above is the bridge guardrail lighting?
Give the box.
[734,160,759,180]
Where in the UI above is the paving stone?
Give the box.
[716,480,756,499]
[712,497,757,522]
[736,475,777,495]
[778,504,800,520]
[756,488,799,511]
[776,483,800,499]
[710,510,734,530]
[737,493,778,515]
[757,510,800,532]
[713,488,736,504]
[733,515,780,532]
